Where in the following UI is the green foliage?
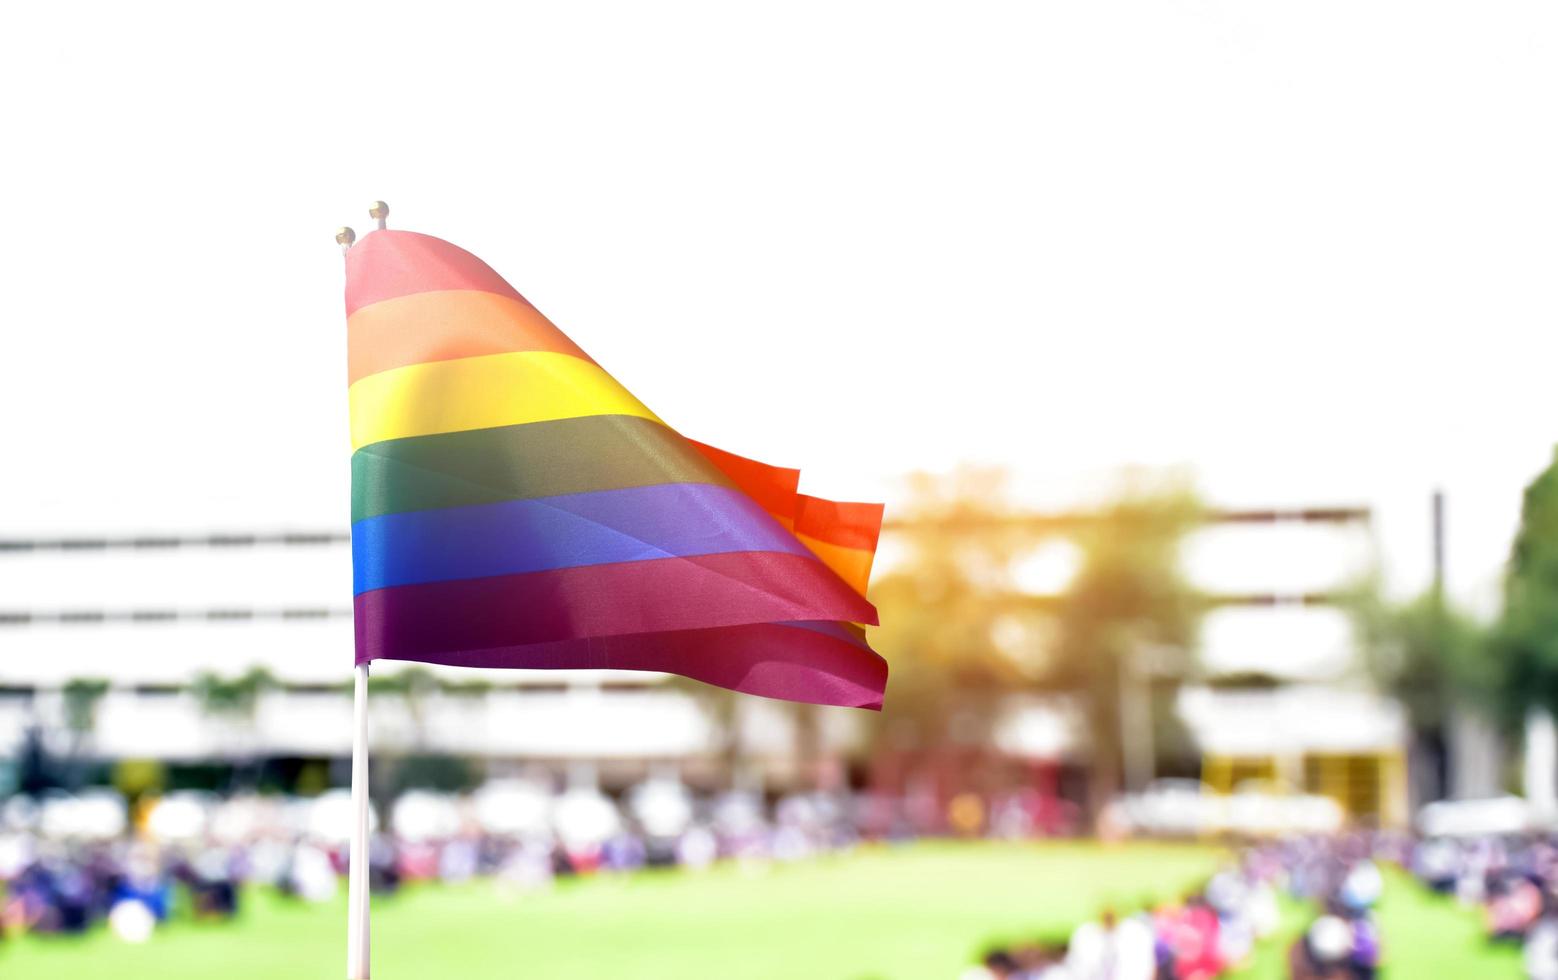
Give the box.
[388,753,482,794]
[61,677,111,736]
[1490,449,1558,723]
[1351,583,1492,731]
[111,758,167,801]
[190,667,277,719]
[367,665,439,699]
[440,678,494,698]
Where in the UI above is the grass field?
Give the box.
[0,842,1525,979]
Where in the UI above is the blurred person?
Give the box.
[113,843,171,922]
[1247,877,1281,940]
[601,830,647,873]
[770,823,812,863]
[1334,903,1381,980]
[1338,860,1383,913]
[1205,868,1256,967]
[1456,844,1491,907]
[1176,896,1225,980]
[368,833,401,896]
[181,845,238,920]
[988,790,1037,840]
[675,825,717,871]
[1025,941,1079,980]
[282,841,337,903]
[948,793,985,838]
[1065,908,1155,980]
[1414,837,1459,894]
[397,838,440,881]
[106,896,156,943]
[438,834,480,883]
[1490,874,1546,941]
[495,836,554,895]
[960,948,1021,980]
[1525,915,1558,980]
[1288,914,1354,980]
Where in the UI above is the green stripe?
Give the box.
[351,415,731,522]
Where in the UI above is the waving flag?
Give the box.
[345,231,886,709]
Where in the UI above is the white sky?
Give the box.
[2,2,1556,617]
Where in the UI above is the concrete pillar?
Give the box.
[1526,709,1558,818]
[1449,706,1503,800]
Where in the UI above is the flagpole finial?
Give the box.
[336,226,357,256]
[368,201,389,231]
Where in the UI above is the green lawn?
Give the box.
[0,843,1524,979]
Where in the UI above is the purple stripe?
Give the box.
[355,551,880,664]
[352,482,813,594]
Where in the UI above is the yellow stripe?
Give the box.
[349,351,663,450]
[797,533,874,596]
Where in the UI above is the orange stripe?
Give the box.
[687,441,800,522]
[347,290,593,384]
[798,534,876,595]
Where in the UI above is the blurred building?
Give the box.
[977,506,1411,827]
[0,532,852,793]
[1181,509,1408,826]
[0,507,1413,825]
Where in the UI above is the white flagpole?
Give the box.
[336,220,371,980]
[347,662,371,979]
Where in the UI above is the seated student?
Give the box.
[959,949,1021,980]
[1066,908,1155,980]
[1525,916,1558,980]
[1346,910,1380,980]
[1488,874,1544,941]
[1288,914,1354,980]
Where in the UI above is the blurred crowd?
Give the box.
[964,829,1558,980]
[1410,832,1558,980]
[962,846,1288,980]
[964,835,1393,980]
[0,777,912,945]
[15,779,1558,980]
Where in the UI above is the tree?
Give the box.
[368,666,439,746]
[61,677,110,787]
[867,467,1045,790]
[1490,450,1558,724]
[867,467,1204,816]
[1352,582,1492,801]
[190,667,277,787]
[1047,478,1203,815]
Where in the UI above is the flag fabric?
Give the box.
[345,230,887,709]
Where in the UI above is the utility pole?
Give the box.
[1432,489,1445,599]
[1427,489,1450,804]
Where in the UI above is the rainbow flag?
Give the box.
[346,231,887,709]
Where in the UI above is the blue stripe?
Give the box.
[351,483,815,594]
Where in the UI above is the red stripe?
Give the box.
[795,494,884,552]
[355,550,879,662]
[370,621,886,710]
[345,230,523,316]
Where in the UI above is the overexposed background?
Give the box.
[2,1,1555,615]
